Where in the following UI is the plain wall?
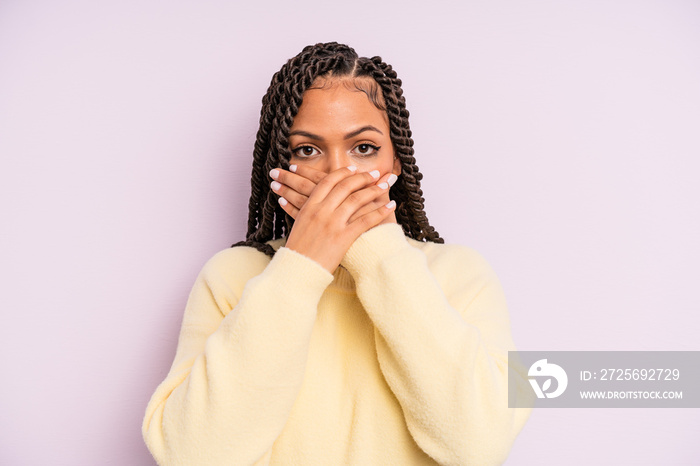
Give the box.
[1,0,698,464]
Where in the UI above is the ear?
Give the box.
[392,155,402,176]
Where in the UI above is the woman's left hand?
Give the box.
[269,165,398,224]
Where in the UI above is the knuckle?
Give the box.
[359,214,374,228]
[347,191,363,205]
[316,176,334,189]
[339,176,361,191]
[300,179,315,194]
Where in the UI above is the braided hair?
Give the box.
[232,42,443,256]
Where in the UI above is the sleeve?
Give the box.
[142,246,334,466]
[340,223,533,466]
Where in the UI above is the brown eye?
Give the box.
[354,144,380,156]
[294,146,319,157]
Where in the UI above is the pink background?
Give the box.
[1,1,698,464]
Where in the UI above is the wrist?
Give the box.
[284,236,341,274]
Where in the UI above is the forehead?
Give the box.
[291,79,389,132]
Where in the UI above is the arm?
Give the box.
[142,246,333,466]
[340,223,532,466]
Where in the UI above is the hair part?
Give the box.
[232,42,443,257]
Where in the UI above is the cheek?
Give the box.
[291,157,326,172]
[355,159,394,176]
[379,151,397,174]
[357,150,396,174]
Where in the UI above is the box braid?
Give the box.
[232,42,443,257]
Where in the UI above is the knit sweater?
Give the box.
[142,223,531,465]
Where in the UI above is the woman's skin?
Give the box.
[269,78,402,274]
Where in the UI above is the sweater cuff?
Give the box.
[341,223,410,277]
[269,246,335,295]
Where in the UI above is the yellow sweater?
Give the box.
[143,223,531,465]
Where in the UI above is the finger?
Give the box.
[270,168,317,198]
[320,169,383,210]
[270,179,308,211]
[336,178,392,222]
[276,196,300,219]
[347,172,397,222]
[347,200,397,237]
[274,169,395,221]
[306,165,361,204]
[288,164,327,184]
[348,197,388,223]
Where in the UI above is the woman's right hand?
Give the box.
[277,165,396,274]
[270,164,397,224]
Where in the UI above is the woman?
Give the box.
[143,42,531,465]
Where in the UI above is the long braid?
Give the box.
[232,42,442,257]
[357,57,443,244]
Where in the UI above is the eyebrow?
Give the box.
[289,125,384,141]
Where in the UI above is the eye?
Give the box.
[292,146,320,157]
[353,143,381,156]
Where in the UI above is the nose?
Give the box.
[324,148,352,174]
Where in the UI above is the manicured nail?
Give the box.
[369,170,380,179]
[378,182,389,190]
[387,174,398,186]
[385,200,396,209]
[270,181,281,191]
[347,165,357,172]
[289,164,297,173]
[270,169,280,179]
[278,197,288,206]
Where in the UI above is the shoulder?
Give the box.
[407,237,496,276]
[196,240,283,305]
[201,244,270,275]
[405,238,512,330]
[406,237,501,296]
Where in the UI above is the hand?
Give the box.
[269,164,399,225]
[272,165,397,273]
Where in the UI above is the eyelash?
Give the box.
[354,143,381,156]
[292,143,381,158]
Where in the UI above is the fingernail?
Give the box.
[369,170,380,179]
[270,181,281,191]
[278,197,288,206]
[378,182,389,190]
[385,200,396,209]
[347,165,357,172]
[387,174,398,186]
[289,164,297,173]
[270,169,280,179]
